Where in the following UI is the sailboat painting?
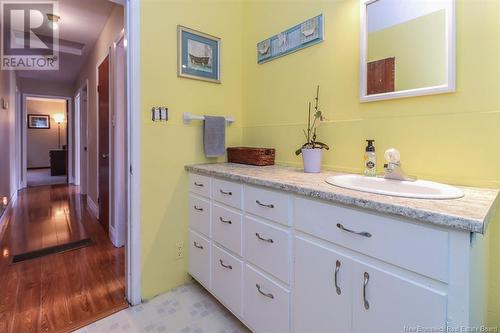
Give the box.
[178,26,220,83]
[257,14,324,64]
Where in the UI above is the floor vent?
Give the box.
[11,238,93,263]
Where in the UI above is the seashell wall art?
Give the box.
[257,14,324,64]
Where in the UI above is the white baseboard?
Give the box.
[87,196,99,219]
[0,190,18,236]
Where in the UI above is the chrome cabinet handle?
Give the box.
[193,205,204,211]
[334,260,341,295]
[256,284,274,299]
[336,223,372,238]
[102,153,109,159]
[193,241,203,249]
[363,272,370,310]
[255,233,274,243]
[219,259,232,270]
[256,200,274,208]
[219,217,232,224]
[219,189,232,196]
[194,182,204,187]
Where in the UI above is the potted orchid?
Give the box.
[295,85,330,173]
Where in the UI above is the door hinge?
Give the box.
[129,165,133,175]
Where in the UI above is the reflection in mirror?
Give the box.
[360,0,455,101]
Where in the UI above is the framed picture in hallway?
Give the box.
[28,114,50,129]
[178,26,220,83]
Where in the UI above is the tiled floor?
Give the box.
[75,281,251,333]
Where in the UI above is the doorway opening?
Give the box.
[0,0,142,331]
[24,96,70,188]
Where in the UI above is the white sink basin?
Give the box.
[326,174,464,199]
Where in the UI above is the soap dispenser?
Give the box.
[364,140,377,177]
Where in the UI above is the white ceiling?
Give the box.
[367,0,448,33]
[16,0,119,84]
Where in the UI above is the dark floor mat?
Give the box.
[11,238,93,263]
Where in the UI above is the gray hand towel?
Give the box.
[203,116,226,157]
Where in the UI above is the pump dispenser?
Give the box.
[364,140,377,177]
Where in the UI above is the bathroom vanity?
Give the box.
[185,163,498,333]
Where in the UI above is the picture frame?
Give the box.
[178,26,220,83]
[28,114,50,129]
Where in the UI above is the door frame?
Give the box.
[74,79,89,192]
[75,80,89,194]
[126,0,142,306]
[21,93,72,189]
[109,29,127,248]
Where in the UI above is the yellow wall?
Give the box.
[241,0,500,325]
[140,0,500,324]
[140,0,243,299]
[368,9,447,91]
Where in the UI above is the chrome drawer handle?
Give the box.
[219,259,232,270]
[256,200,274,208]
[194,182,204,187]
[193,241,203,249]
[334,260,341,295]
[255,233,274,243]
[219,189,232,196]
[256,284,274,299]
[219,217,232,224]
[193,205,204,211]
[336,223,372,238]
[363,272,370,310]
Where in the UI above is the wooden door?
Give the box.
[294,236,352,333]
[367,57,395,95]
[98,55,110,232]
[352,260,447,333]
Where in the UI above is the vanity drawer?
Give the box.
[189,195,211,237]
[212,204,243,256]
[212,178,242,209]
[211,244,243,316]
[294,197,449,282]
[243,264,290,333]
[244,185,290,226]
[244,216,291,284]
[189,173,211,198]
[188,230,211,289]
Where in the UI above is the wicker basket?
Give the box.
[227,147,275,166]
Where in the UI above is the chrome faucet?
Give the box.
[383,148,417,181]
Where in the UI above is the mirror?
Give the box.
[360,0,455,102]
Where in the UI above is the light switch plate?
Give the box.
[151,106,168,121]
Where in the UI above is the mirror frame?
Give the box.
[359,0,456,102]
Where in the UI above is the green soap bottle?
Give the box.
[363,140,377,177]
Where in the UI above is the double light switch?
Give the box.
[152,107,168,122]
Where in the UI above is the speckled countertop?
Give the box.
[185,163,499,234]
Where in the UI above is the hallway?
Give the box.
[0,185,127,333]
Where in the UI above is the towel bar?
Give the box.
[183,112,234,125]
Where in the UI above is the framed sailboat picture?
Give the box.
[178,26,220,83]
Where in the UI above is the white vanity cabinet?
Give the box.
[187,171,488,333]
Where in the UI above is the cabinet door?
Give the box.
[294,236,352,333]
[352,261,447,333]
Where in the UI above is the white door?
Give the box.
[294,236,352,333]
[80,86,88,195]
[74,93,81,186]
[352,260,447,333]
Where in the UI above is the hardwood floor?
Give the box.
[0,185,127,333]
